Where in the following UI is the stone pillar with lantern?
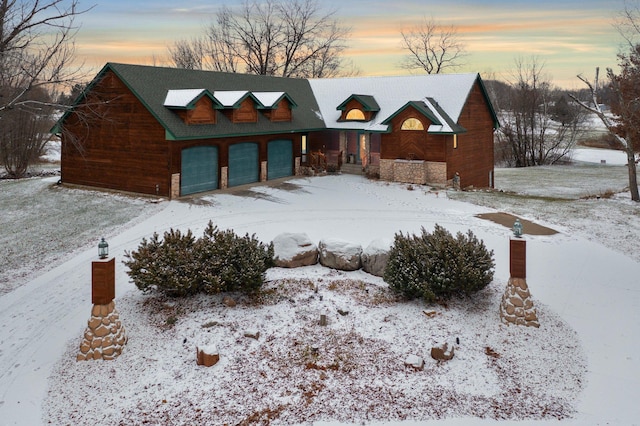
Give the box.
[77,238,128,361]
[498,220,540,328]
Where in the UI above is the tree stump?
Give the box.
[196,345,220,367]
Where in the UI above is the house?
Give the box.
[54,63,498,198]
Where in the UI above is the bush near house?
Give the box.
[384,225,495,302]
[124,221,274,297]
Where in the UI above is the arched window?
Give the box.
[345,108,365,120]
[401,118,424,130]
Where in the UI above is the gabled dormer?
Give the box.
[337,94,380,122]
[163,89,220,125]
[214,91,262,123]
[381,99,466,134]
[253,92,297,122]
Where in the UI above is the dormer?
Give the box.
[381,99,466,134]
[163,89,220,125]
[337,94,380,122]
[214,91,262,123]
[253,92,297,122]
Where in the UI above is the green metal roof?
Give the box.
[56,63,326,140]
[336,94,381,112]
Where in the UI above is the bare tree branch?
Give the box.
[167,0,353,78]
[399,16,467,74]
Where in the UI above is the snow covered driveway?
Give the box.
[0,174,639,425]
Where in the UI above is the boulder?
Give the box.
[404,354,425,370]
[318,238,362,271]
[430,342,455,361]
[361,238,392,277]
[273,233,318,268]
[222,296,237,307]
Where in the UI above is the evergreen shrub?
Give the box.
[384,224,495,302]
[123,221,274,297]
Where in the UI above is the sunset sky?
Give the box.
[75,0,625,88]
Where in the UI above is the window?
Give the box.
[453,134,458,149]
[401,118,424,131]
[345,108,365,120]
[301,134,308,163]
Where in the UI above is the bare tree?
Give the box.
[615,0,640,47]
[399,16,467,74]
[0,0,91,177]
[571,63,640,202]
[497,57,587,167]
[168,0,352,78]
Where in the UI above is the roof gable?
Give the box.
[252,91,298,109]
[164,89,221,109]
[337,94,380,112]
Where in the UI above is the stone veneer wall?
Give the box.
[260,161,267,182]
[499,277,539,328]
[424,162,447,185]
[379,159,447,186]
[220,166,228,189]
[77,301,128,361]
[171,173,180,199]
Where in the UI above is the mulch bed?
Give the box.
[476,212,558,236]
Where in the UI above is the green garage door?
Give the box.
[268,139,293,180]
[229,143,259,187]
[181,146,218,195]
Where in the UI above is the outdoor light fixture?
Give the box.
[512,219,523,238]
[98,237,109,259]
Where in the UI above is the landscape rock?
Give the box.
[222,296,237,307]
[273,233,318,268]
[430,342,455,361]
[499,277,540,328]
[244,329,260,339]
[404,354,425,370]
[361,238,392,277]
[318,238,362,271]
[77,301,127,361]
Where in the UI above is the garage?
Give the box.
[180,146,218,195]
[267,139,293,180]
[228,142,259,187]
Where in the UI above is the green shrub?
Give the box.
[123,229,199,297]
[123,221,274,297]
[384,225,494,302]
[196,222,274,294]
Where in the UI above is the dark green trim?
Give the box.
[336,94,380,112]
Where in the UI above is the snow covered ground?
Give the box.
[0,148,639,425]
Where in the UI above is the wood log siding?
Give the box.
[445,81,495,188]
[61,70,171,196]
[176,96,216,125]
[261,99,292,122]
[380,107,446,161]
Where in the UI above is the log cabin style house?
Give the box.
[54,63,499,198]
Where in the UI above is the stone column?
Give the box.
[499,238,539,328]
[77,258,128,361]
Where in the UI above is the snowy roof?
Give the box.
[309,73,481,133]
[252,91,286,108]
[163,89,208,108]
[212,90,250,107]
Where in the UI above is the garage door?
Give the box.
[267,139,293,180]
[228,142,259,187]
[181,146,218,195]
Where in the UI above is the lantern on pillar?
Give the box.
[98,237,109,259]
[512,219,523,238]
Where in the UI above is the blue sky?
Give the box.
[75,0,625,87]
